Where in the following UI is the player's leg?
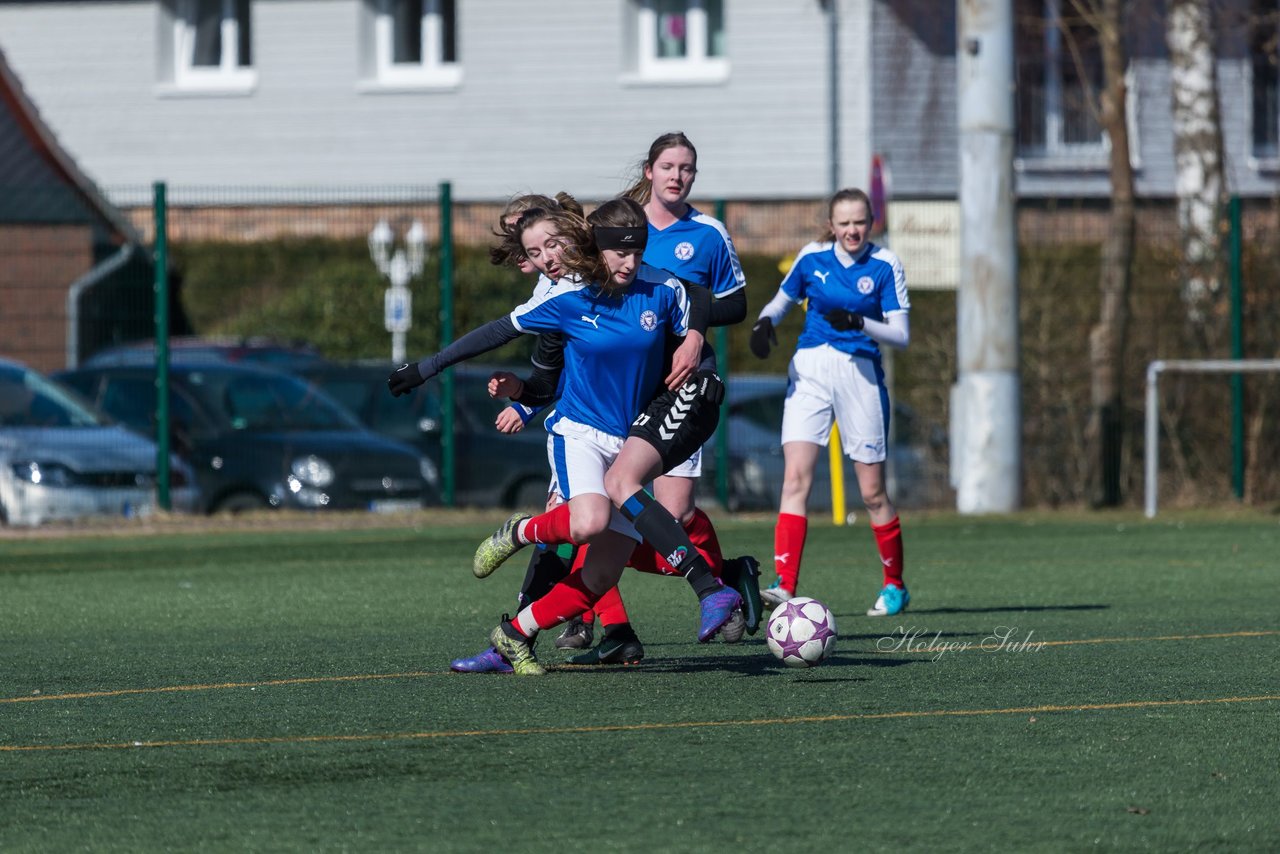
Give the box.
[763,349,835,606]
[608,372,741,642]
[762,440,820,607]
[652,472,752,642]
[834,355,908,617]
[493,518,635,675]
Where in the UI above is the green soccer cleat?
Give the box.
[489,621,546,676]
[473,512,532,578]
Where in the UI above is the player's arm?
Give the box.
[388,316,521,396]
[708,288,747,328]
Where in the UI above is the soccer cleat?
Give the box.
[568,627,645,665]
[697,587,743,643]
[866,584,911,617]
[760,577,795,609]
[554,617,594,650]
[450,647,513,674]
[489,622,546,676]
[473,512,532,578]
[720,606,747,644]
[723,555,763,635]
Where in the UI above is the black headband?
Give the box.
[593,226,648,251]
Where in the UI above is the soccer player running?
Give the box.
[747,187,913,617]
[388,198,743,674]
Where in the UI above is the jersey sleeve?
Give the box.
[511,287,566,333]
[873,247,911,315]
[780,241,827,302]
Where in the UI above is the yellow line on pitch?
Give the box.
[3,630,1275,707]
[0,671,446,705]
[3,694,1277,753]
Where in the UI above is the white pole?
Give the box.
[955,0,1020,513]
[1144,361,1163,518]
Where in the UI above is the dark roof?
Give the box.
[0,46,141,242]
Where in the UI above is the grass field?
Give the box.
[2,510,1278,852]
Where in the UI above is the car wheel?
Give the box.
[508,477,550,510]
[213,491,268,515]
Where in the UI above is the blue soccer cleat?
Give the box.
[866,584,910,617]
[450,647,514,674]
[697,587,743,643]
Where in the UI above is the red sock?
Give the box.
[574,546,596,623]
[594,586,630,628]
[628,543,664,575]
[644,507,725,577]
[521,503,574,545]
[774,512,808,592]
[871,515,905,588]
[683,507,724,576]
[515,569,601,635]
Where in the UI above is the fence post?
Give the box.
[153,181,171,512]
[1229,196,1243,500]
[439,181,456,506]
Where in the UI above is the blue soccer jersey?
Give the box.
[781,241,909,362]
[509,263,689,437]
[643,206,745,298]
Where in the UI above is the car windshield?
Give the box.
[0,364,104,428]
[190,370,362,432]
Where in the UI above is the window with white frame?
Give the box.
[1249,0,1279,162]
[371,0,461,88]
[629,0,728,84]
[171,0,255,91]
[1015,0,1106,160]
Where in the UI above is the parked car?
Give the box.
[293,361,553,508]
[54,362,438,514]
[698,374,941,512]
[83,336,324,370]
[0,357,198,526]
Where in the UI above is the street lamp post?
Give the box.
[368,218,428,364]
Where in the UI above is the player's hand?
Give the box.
[824,309,865,331]
[749,318,776,360]
[691,372,726,406]
[494,407,526,434]
[387,362,426,397]
[666,330,703,389]
[488,371,524,399]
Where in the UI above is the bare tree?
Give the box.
[1060,0,1136,507]
[1166,0,1227,332]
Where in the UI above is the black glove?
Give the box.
[824,309,865,331]
[691,372,726,406]
[387,361,426,397]
[749,317,776,360]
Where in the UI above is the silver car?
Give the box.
[0,357,198,526]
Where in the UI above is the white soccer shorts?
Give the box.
[780,344,889,464]
[663,446,702,479]
[544,417,641,541]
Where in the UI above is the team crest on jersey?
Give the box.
[674,241,695,261]
[857,275,875,295]
[640,310,658,331]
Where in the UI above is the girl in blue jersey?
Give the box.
[389,198,741,674]
[748,188,912,618]
[479,134,762,665]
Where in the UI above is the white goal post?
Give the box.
[1144,359,1280,518]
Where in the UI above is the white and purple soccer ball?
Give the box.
[766,596,838,668]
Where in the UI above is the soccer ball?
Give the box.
[766,596,837,668]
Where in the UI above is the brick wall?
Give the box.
[0,224,92,373]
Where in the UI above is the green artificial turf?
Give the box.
[2,511,1278,852]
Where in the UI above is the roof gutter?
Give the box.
[65,242,138,369]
